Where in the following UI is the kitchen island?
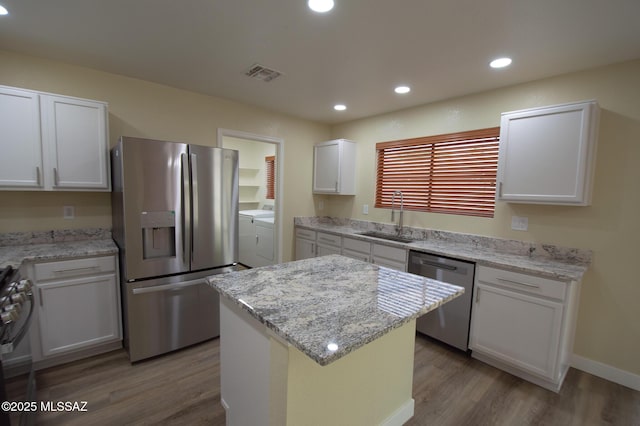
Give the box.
[207,254,464,426]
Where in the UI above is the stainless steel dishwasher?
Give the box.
[408,250,475,351]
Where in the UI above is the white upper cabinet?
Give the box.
[0,85,110,191]
[497,100,599,205]
[41,94,109,190]
[0,86,44,188]
[313,139,356,195]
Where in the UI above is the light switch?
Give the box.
[511,215,528,231]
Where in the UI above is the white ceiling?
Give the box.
[1,0,639,124]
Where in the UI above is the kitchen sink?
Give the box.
[357,231,415,243]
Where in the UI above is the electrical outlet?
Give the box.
[63,205,75,220]
[363,204,369,215]
[318,200,324,210]
[511,215,528,231]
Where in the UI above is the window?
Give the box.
[265,155,275,200]
[375,127,500,218]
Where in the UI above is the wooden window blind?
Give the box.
[265,155,275,200]
[375,127,500,218]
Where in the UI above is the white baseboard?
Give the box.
[381,398,415,426]
[572,354,640,392]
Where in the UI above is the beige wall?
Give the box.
[329,59,640,376]
[2,48,638,376]
[0,49,330,259]
[223,136,277,210]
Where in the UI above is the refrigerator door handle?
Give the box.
[132,278,204,294]
[181,153,192,269]
[190,152,198,256]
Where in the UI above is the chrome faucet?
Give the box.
[391,190,404,234]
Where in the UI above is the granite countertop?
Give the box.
[295,218,591,282]
[207,255,464,366]
[0,239,118,270]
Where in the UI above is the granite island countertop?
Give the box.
[207,254,464,366]
[295,217,591,282]
[0,231,118,270]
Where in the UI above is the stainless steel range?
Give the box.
[0,266,36,426]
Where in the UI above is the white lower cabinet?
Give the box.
[295,228,316,260]
[294,227,408,272]
[469,265,579,392]
[342,237,371,263]
[372,243,407,271]
[316,232,342,257]
[29,255,122,366]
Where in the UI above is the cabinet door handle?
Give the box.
[53,266,100,274]
[335,181,338,192]
[498,181,503,197]
[53,167,59,186]
[39,288,43,307]
[497,277,540,289]
[36,166,41,186]
[475,287,480,303]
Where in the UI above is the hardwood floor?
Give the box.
[407,337,640,426]
[32,341,225,425]
[19,334,639,425]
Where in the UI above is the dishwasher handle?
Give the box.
[412,257,458,271]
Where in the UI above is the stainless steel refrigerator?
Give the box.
[111,136,239,362]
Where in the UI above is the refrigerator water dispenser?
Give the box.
[141,211,176,259]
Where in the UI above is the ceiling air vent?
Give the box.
[245,63,282,82]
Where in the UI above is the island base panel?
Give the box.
[220,298,416,425]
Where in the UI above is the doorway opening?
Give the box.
[217,129,284,266]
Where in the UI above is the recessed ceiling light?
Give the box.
[334,104,346,111]
[0,5,9,15]
[490,57,512,69]
[394,86,411,94]
[308,0,334,13]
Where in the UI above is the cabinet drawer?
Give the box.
[372,257,406,272]
[476,265,567,301]
[295,228,316,241]
[35,255,116,281]
[343,237,371,254]
[316,232,341,247]
[342,249,371,263]
[372,244,407,263]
